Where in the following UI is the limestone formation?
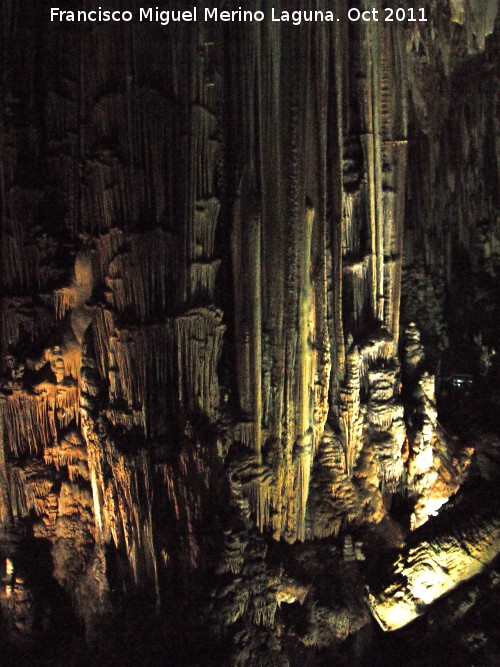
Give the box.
[0,0,498,663]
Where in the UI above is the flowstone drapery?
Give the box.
[0,1,498,663]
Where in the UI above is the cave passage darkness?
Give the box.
[0,1,499,665]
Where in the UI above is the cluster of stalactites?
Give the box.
[75,23,225,605]
[230,196,331,539]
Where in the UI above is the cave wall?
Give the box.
[0,0,498,662]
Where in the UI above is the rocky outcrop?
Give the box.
[368,496,500,631]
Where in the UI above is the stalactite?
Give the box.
[1,397,43,457]
[344,256,370,324]
[194,198,220,259]
[174,308,225,419]
[357,6,385,323]
[1,297,56,351]
[8,464,51,519]
[337,347,363,476]
[329,10,346,398]
[53,288,77,321]
[188,260,221,302]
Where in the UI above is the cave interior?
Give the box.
[0,1,499,665]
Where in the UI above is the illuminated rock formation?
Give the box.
[368,499,500,631]
[0,0,497,662]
